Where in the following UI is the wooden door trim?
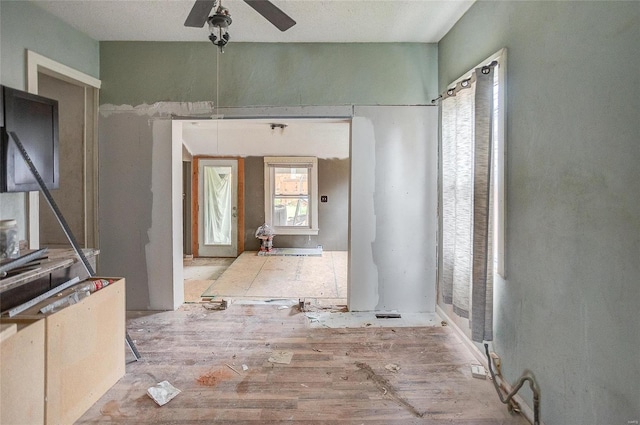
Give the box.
[237,159,245,253]
[26,50,101,250]
[192,156,244,257]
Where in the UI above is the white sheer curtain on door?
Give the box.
[204,166,231,245]
[440,65,495,342]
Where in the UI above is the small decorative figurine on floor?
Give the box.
[255,223,275,252]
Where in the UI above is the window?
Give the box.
[439,48,506,342]
[442,48,507,278]
[264,157,318,235]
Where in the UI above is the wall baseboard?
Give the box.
[436,305,542,425]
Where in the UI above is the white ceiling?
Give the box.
[33,0,474,43]
[179,118,351,157]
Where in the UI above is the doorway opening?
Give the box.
[26,50,100,250]
[195,158,241,257]
[177,118,350,306]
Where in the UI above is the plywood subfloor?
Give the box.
[184,279,216,303]
[77,304,529,424]
[202,251,347,305]
[184,257,235,303]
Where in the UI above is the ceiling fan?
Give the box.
[184,0,296,50]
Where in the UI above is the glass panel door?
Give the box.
[198,159,238,257]
[204,165,232,245]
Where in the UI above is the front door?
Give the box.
[197,159,238,257]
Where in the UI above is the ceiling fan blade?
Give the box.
[184,0,217,27]
[243,0,296,32]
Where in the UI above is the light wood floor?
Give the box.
[77,304,528,424]
[183,257,235,303]
[191,251,347,305]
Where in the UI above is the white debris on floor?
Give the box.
[147,381,181,406]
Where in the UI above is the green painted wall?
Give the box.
[0,0,99,239]
[99,42,438,106]
[0,0,100,89]
[439,1,640,424]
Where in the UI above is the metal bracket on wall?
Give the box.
[9,131,141,361]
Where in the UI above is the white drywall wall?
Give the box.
[100,104,437,312]
[99,103,208,310]
[100,104,352,310]
[350,106,438,312]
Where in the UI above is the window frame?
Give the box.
[264,156,319,236]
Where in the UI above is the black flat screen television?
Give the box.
[0,85,59,192]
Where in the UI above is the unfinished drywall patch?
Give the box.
[350,106,438,313]
[349,116,379,311]
[148,120,183,309]
[99,111,153,309]
[100,101,217,118]
[99,103,212,309]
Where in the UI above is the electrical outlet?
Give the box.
[471,364,487,379]
[490,352,502,375]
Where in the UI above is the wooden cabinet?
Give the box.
[0,320,46,424]
[0,278,125,424]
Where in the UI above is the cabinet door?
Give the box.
[45,278,125,424]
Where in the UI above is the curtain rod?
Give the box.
[431,60,498,104]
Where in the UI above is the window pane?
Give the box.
[204,166,232,245]
[264,157,318,235]
[273,197,309,227]
[272,166,310,227]
[274,167,308,196]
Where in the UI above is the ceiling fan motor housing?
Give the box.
[209,13,232,28]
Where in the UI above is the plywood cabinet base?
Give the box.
[0,320,46,424]
[0,278,125,424]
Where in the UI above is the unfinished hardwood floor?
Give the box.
[77,304,528,424]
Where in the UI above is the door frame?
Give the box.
[192,156,245,257]
[171,108,354,311]
[26,50,101,249]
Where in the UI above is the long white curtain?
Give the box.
[204,166,231,245]
[441,66,495,342]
